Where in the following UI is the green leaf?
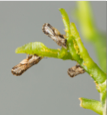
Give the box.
[79,98,103,115]
[15,42,72,60]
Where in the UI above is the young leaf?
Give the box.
[79,98,103,115]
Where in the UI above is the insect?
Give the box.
[11,23,67,76]
[11,54,42,76]
[67,64,85,77]
[42,23,67,49]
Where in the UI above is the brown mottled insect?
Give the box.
[67,64,85,77]
[42,23,67,48]
[11,55,42,76]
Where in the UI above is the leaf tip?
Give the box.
[15,47,19,54]
[15,47,24,54]
[79,97,82,107]
[79,97,82,101]
[59,8,63,11]
[59,8,65,13]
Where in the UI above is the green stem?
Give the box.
[70,23,106,84]
[59,8,106,84]
[59,8,71,37]
[74,1,106,72]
